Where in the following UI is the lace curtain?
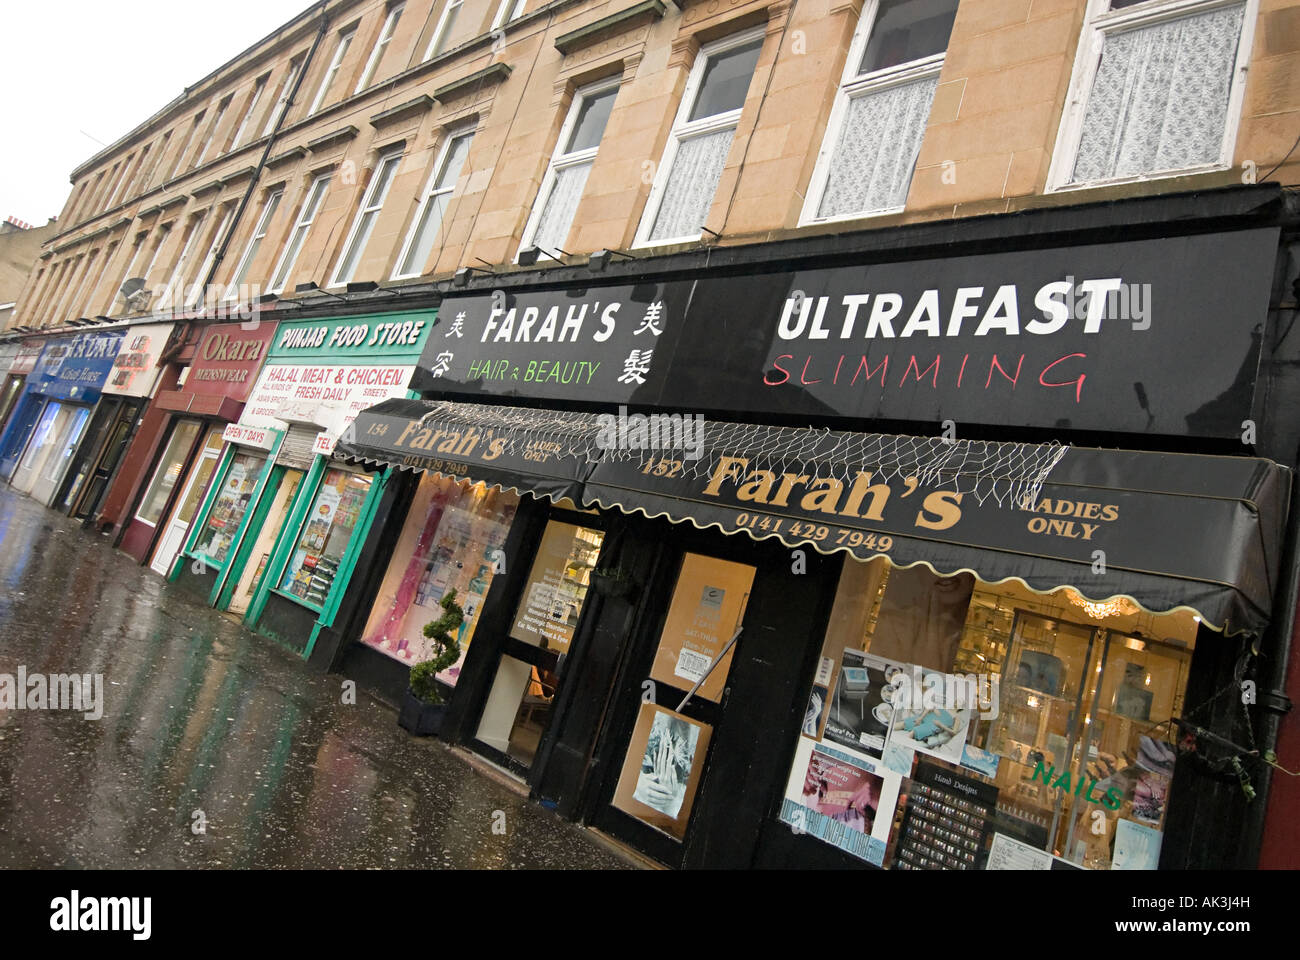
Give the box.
[818,75,938,219]
[532,161,592,254]
[1071,3,1245,183]
[648,126,735,241]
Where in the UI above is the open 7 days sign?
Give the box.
[413,228,1279,440]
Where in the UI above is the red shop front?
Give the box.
[115,321,276,568]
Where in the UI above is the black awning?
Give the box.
[582,423,1291,636]
[332,398,600,504]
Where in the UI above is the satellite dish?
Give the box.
[119,277,146,298]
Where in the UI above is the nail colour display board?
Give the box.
[894,761,998,870]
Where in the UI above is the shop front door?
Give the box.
[62,397,141,519]
[8,400,59,494]
[149,425,225,577]
[578,522,836,868]
[227,467,304,616]
[22,403,91,504]
[466,510,608,776]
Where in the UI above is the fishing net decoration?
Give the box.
[409,400,1070,508]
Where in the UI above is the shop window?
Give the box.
[508,520,604,652]
[634,29,764,246]
[360,475,518,684]
[308,26,358,115]
[279,468,374,609]
[801,0,956,224]
[781,558,1199,870]
[268,173,331,294]
[392,129,473,279]
[330,150,404,287]
[1049,0,1253,189]
[192,450,267,565]
[135,419,203,526]
[518,78,619,260]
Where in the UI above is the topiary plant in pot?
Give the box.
[398,589,464,737]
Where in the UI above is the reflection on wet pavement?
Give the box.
[0,488,631,869]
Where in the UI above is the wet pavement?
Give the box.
[0,487,632,869]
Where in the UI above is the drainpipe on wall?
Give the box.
[199,0,332,298]
[1240,193,1300,866]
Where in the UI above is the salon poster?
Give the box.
[612,704,712,840]
[887,669,974,766]
[779,738,901,866]
[649,553,755,702]
[823,650,906,756]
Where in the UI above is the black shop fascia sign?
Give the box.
[409,227,1278,441]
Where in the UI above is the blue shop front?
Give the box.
[0,329,124,506]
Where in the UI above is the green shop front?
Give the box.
[172,310,433,657]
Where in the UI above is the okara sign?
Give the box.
[412,228,1278,440]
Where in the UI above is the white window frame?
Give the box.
[356,3,405,93]
[423,0,463,59]
[167,113,204,182]
[104,157,134,210]
[491,0,527,31]
[81,240,118,317]
[230,76,268,151]
[140,225,172,288]
[1046,0,1258,192]
[799,0,952,226]
[518,77,620,261]
[158,213,208,312]
[267,174,332,294]
[186,205,235,308]
[391,127,475,279]
[633,26,766,249]
[329,150,405,287]
[309,27,358,115]
[110,234,147,312]
[263,58,304,137]
[226,189,284,299]
[195,97,232,167]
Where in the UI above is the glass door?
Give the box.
[10,401,63,494]
[471,515,606,773]
[188,448,268,573]
[66,398,140,519]
[149,424,223,576]
[29,404,90,505]
[228,467,304,616]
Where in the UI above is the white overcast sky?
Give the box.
[0,0,314,226]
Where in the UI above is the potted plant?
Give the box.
[398,589,464,737]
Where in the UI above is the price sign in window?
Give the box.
[193,451,266,565]
[649,553,755,702]
[280,467,372,608]
[509,521,604,653]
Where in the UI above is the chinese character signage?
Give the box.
[408,284,692,405]
[413,229,1278,440]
